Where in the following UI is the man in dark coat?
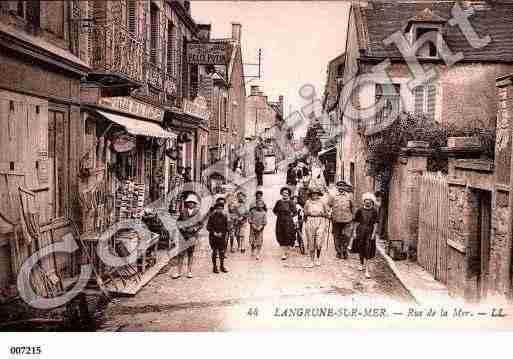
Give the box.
[255,160,265,186]
[207,202,229,274]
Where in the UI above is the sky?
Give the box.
[191,1,350,138]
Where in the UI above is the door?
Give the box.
[48,107,70,220]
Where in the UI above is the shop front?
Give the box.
[164,96,210,191]
[78,97,177,295]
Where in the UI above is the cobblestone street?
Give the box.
[100,171,412,331]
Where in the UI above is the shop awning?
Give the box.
[96,110,176,139]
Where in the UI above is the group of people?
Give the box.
[170,188,270,278]
[169,156,383,280]
[277,160,383,279]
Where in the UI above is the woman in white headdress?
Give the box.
[351,192,379,279]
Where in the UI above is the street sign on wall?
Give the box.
[187,42,228,65]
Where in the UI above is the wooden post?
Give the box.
[502,75,513,299]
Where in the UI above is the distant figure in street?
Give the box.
[251,190,268,212]
[255,160,265,187]
[297,174,311,208]
[328,180,354,259]
[286,162,298,193]
[233,157,244,176]
[351,192,379,279]
[229,191,250,253]
[173,192,204,279]
[291,195,305,254]
[248,200,267,260]
[183,167,192,183]
[207,202,229,274]
[303,185,330,268]
[273,187,297,260]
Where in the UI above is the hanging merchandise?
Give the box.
[116,180,146,220]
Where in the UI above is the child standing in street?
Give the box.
[207,202,229,274]
[248,199,267,260]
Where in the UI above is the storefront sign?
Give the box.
[112,134,136,153]
[187,42,228,65]
[183,96,210,122]
[99,97,164,122]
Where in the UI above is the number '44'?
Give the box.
[247,307,259,317]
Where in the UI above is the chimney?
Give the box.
[250,85,260,96]
[198,24,211,41]
[231,23,242,43]
[278,95,284,115]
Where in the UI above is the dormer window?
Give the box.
[404,8,447,59]
[415,27,439,58]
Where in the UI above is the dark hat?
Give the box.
[280,187,292,196]
[214,202,225,209]
[255,190,263,196]
[215,196,226,204]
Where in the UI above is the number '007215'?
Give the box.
[9,346,42,355]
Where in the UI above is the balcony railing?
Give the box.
[145,60,164,90]
[90,22,145,84]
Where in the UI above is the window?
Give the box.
[13,1,40,27]
[190,65,198,99]
[415,27,439,58]
[336,64,344,77]
[17,1,24,17]
[414,83,436,121]
[222,97,228,128]
[167,21,174,75]
[375,84,401,125]
[127,0,137,34]
[181,36,188,100]
[150,3,159,64]
[43,1,64,38]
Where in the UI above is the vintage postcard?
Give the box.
[1,1,513,352]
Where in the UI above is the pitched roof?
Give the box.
[323,53,345,111]
[358,1,513,62]
[407,8,447,24]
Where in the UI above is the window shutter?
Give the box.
[167,21,174,74]
[89,2,106,64]
[182,36,188,100]
[426,83,436,121]
[26,0,40,27]
[150,4,159,64]
[127,0,137,34]
[414,85,425,116]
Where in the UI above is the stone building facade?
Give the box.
[245,85,283,141]
[329,0,513,302]
[0,1,90,291]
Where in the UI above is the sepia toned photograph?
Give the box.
[1,0,513,347]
